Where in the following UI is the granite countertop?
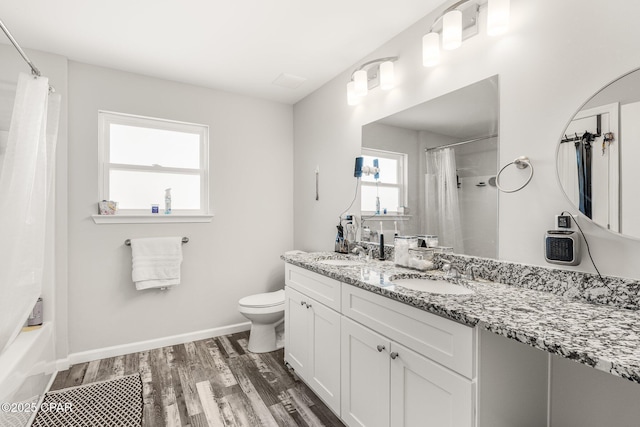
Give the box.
[282,251,640,384]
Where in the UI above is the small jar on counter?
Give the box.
[417,235,439,248]
[408,247,436,271]
[433,246,454,254]
[394,236,418,267]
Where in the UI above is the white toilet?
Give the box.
[238,289,285,353]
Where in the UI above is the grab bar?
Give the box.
[124,237,189,246]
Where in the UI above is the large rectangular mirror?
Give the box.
[361,76,499,258]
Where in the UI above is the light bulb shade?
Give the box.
[442,10,462,50]
[487,0,510,36]
[354,70,368,96]
[379,61,394,90]
[347,81,359,105]
[422,33,441,67]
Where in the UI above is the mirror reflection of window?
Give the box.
[360,148,407,214]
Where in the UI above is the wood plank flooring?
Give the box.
[51,331,344,427]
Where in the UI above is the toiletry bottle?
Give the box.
[28,297,43,326]
[164,188,172,214]
[335,224,346,253]
[378,221,385,260]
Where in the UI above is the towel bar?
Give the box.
[125,237,189,246]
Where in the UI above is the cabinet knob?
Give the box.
[300,301,306,306]
[306,303,312,309]
[376,345,385,352]
[390,352,399,360]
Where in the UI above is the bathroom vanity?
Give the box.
[282,251,640,427]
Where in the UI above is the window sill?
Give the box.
[91,214,214,224]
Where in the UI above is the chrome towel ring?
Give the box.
[495,156,533,193]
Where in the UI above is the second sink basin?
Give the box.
[391,278,474,295]
[318,259,365,267]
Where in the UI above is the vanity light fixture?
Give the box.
[442,10,463,50]
[422,0,510,67]
[422,33,441,67]
[346,56,398,106]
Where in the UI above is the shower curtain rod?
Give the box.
[425,134,498,152]
[0,18,42,77]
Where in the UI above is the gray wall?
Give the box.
[67,62,294,354]
[292,0,640,424]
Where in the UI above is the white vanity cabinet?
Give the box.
[284,263,476,426]
[341,286,475,427]
[284,264,341,413]
[341,317,391,427]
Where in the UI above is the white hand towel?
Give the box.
[130,237,183,290]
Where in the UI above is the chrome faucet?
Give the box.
[442,263,460,278]
[441,257,478,280]
[441,258,460,278]
[464,264,477,281]
[351,246,367,259]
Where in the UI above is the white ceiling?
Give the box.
[0,0,444,104]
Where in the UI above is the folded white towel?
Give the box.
[130,237,183,290]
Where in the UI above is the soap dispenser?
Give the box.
[335,223,347,253]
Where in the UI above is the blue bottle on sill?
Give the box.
[164,188,172,214]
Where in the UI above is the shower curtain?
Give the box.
[0,73,60,355]
[425,148,464,253]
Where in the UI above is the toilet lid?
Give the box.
[239,289,285,308]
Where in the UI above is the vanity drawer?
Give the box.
[341,285,475,378]
[285,264,341,311]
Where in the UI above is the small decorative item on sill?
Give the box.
[151,204,159,214]
[98,200,118,215]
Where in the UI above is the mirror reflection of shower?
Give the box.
[425,137,498,258]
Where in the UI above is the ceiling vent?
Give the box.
[272,73,307,89]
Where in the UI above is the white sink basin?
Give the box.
[392,278,474,295]
[318,259,365,266]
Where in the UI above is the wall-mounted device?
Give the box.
[544,230,581,265]
[354,156,380,178]
[555,214,573,229]
[354,157,364,178]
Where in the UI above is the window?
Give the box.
[98,111,209,215]
[360,148,407,214]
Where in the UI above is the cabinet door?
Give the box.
[341,318,391,427]
[285,286,311,378]
[285,263,341,310]
[308,298,341,413]
[390,341,474,427]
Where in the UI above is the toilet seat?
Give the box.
[237,289,286,353]
[238,289,285,308]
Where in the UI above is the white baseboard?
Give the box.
[57,322,251,370]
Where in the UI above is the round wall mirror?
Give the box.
[557,67,640,239]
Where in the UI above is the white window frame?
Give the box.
[360,147,408,215]
[98,111,210,217]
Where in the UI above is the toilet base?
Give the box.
[247,322,284,353]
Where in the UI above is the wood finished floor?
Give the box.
[51,331,344,427]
